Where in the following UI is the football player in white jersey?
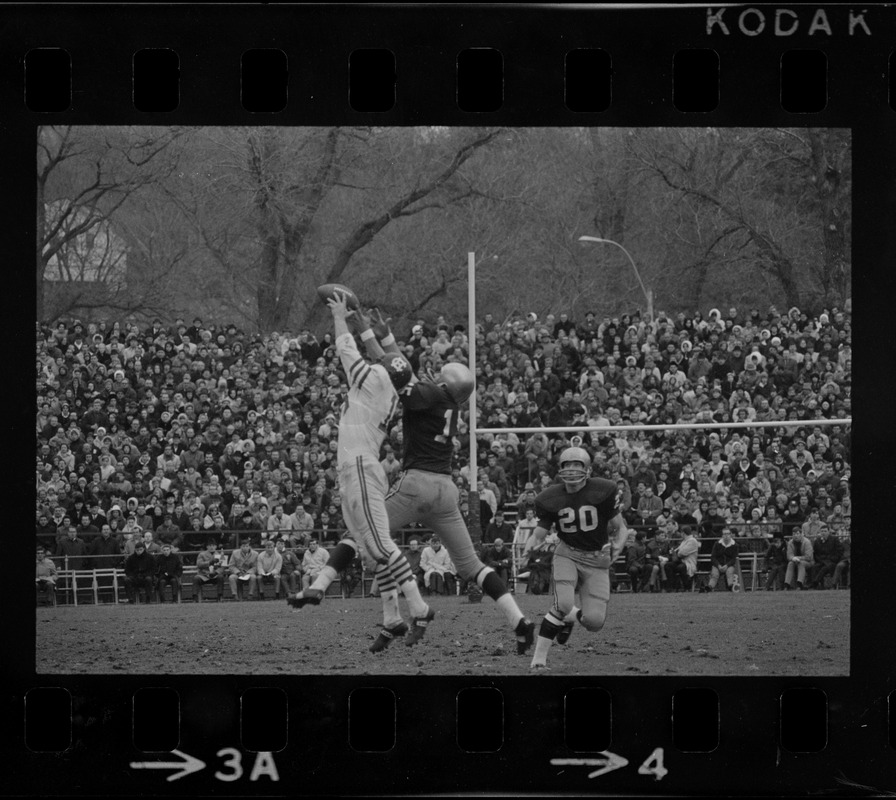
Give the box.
[287,291,435,650]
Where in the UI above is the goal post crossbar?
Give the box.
[473,418,852,436]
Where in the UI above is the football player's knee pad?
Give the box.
[580,609,606,632]
[551,600,575,620]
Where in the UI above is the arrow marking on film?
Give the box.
[551,751,629,779]
[130,749,206,782]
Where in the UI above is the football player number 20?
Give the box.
[557,505,599,534]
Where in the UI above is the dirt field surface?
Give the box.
[36,590,849,676]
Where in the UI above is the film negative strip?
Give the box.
[4,2,895,797]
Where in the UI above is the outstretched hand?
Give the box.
[348,305,373,334]
[327,290,356,320]
[369,308,392,339]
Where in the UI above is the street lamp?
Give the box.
[578,235,654,322]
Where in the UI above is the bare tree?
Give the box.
[173,126,509,332]
[37,126,185,322]
[625,128,850,312]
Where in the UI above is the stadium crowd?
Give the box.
[35,300,852,603]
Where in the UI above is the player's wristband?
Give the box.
[360,328,376,342]
[380,333,395,346]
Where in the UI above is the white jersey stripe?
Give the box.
[358,456,389,560]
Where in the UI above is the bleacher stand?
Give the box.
[36,302,851,600]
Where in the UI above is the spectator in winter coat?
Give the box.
[36,546,57,605]
[301,540,329,589]
[625,532,650,593]
[701,528,739,592]
[123,542,156,603]
[155,543,183,602]
[90,523,123,568]
[193,541,224,601]
[483,538,513,585]
[56,527,89,570]
[832,532,851,589]
[483,509,515,545]
[228,542,259,600]
[420,537,453,595]
[669,527,700,591]
[763,534,788,590]
[807,524,842,589]
[784,530,814,590]
[255,539,283,599]
[276,540,302,597]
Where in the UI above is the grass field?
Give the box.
[36,590,849,676]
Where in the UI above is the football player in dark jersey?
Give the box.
[524,446,631,670]
[371,309,536,655]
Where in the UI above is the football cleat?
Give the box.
[529,662,550,671]
[405,606,436,646]
[515,619,535,655]
[556,621,575,645]
[286,589,323,610]
[369,622,409,653]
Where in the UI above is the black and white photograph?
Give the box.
[35,124,852,676]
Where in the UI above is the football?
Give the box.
[317,283,360,309]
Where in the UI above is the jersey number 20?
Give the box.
[558,505,599,534]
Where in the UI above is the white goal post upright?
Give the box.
[468,250,478,496]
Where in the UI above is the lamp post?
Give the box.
[578,235,654,322]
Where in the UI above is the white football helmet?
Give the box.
[437,362,474,404]
[558,446,591,490]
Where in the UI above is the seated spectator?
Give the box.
[832,532,850,589]
[784,529,814,590]
[420,536,453,595]
[515,483,538,518]
[76,510,100,540]
[762,534,788,591]
[483,509,515,545]
[512,508,538,568]
[669,526,700,592]
[483,538,513,585]
[338,533,363,598]
[155,543,183,602]
[229,541,259,600]
[807,524,842,589]
[645,527,672,592]
[123,542,156,604]
[193,540,224,602]
[521,539,555,595]
[700,528,739,592]
[123,530,147,557]
[404,538,425,589]
[290,505,316,547]
[625,531,650,592]
[635,485,664,531]
[142,530,162,556]
[154,515,183,550]
[276,539,302,598]
[266,504,296,539]
[36,546,57,606]
[301,539,329,590]
[255,539,282,599]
